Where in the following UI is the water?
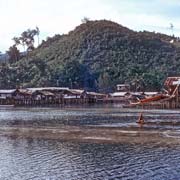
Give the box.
[0,105,180,179]
[0,137,180,180]
[1,105,180,130]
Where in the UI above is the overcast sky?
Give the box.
[0,0,180,53]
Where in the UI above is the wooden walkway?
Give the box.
[0,97,97,106]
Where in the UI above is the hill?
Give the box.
[1,20,180,92]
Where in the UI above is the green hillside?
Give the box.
[1,20,180,92]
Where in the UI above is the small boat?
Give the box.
[136,112,180,126]
[137,113,145,124]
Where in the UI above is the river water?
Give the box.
[0,105,180,180]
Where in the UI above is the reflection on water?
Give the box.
[0,105,180,179]
[0,136,180,180]
[1,105,180,130]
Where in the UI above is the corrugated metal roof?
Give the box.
[164,77,180,86]
[116,84,129,87]
[86,92,106,96]
[172,80,180,85]
[110,92,129,97]
[66,89,85,95]
[28,87,69,92]
[144,92,158,96]
[38,91,55,96]
[0,89,16,94]
[17,89,32,95]
[130,92,143,96]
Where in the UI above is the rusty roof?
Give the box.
[16,89,33,95]
[34,90,55,96]
[164,77,180,86]
[65,89,85,95]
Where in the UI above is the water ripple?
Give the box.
[0,106,180,179]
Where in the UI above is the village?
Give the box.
[0,76,180,108]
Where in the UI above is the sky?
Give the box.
[0,0,180,53]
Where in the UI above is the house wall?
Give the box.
[0,93,12,99]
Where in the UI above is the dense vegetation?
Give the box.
[1,20,180,92]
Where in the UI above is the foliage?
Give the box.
[81,17,90,23]
[6,45,20,63]
[1,20,180,91]
[13,27,40,52]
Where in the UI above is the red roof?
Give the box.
[164,77,180,86]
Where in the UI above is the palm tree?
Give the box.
[13,28,40,54]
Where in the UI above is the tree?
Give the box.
[36,26,40,46]
[81,17,90,23]
[13,28,39,53]
[51,60,96,89]
[98,72,112,92]
[6,45,20,63]
[12,36,25,52]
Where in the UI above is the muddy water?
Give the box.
[0,105,180,179]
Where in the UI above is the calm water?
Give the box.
[0,105,180,180]
[1,105,180,130]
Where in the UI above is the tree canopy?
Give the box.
[1,20,180,91]
[13,27,40,52]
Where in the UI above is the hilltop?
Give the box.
[1,20,180,91]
